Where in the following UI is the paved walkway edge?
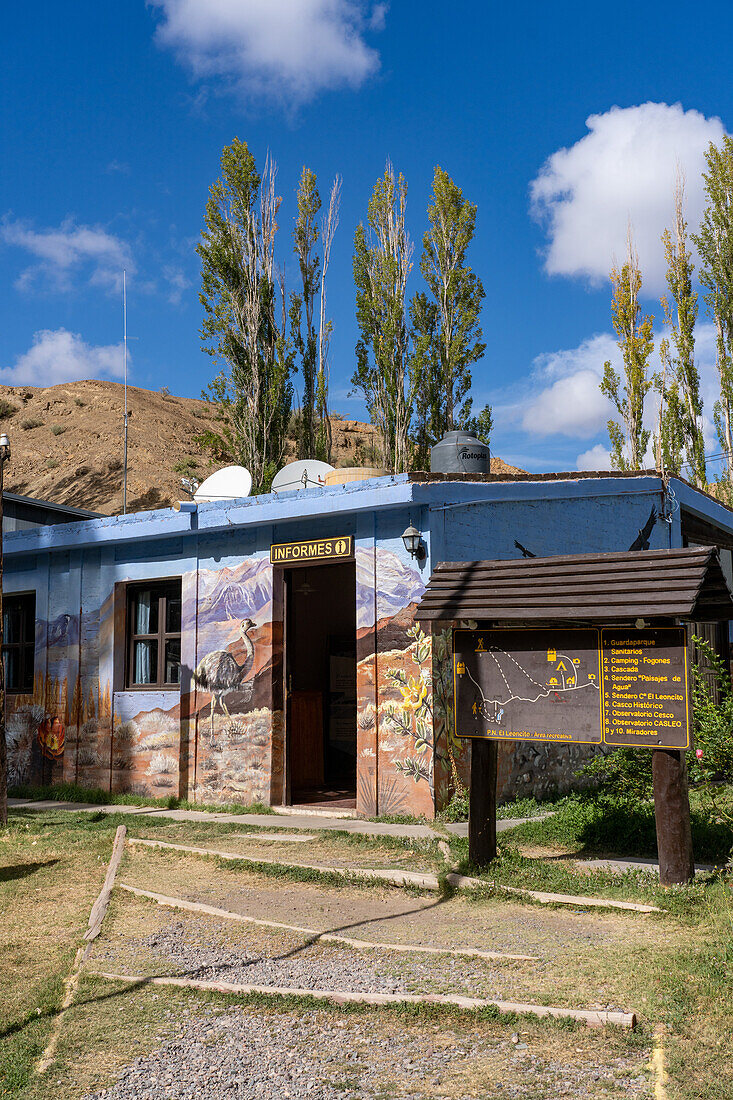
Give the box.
[118,882,538,962]
[91,971,636,1029]
[7,799,541,842]
[445,873,662,913]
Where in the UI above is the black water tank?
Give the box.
[430,431,490,475]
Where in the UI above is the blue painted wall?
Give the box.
[3,473,729,813]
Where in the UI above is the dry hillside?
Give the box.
[0,379,522,515]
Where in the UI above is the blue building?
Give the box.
[4,470,732,818]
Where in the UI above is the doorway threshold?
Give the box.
[274,804,358,819]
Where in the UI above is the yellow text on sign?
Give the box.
[270,535,354,565]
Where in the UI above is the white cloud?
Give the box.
[1,329,126,386]
[163,264,192,306]
[491,333,618,439]
[522,368,612,438]
[149,0,383,102]
[1,217,135,293]
[576,443,613,471]
[531,102,726,290]
[493,321,726,472]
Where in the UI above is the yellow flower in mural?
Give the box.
[400,676,427,708]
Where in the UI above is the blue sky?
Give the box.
[2,1,732,473]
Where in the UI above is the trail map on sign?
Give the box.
[454,628,603,744]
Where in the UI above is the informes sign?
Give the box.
[270,535,353,566]
[600,627,690,749]
[454,628,603,745]
[453,627,690,749]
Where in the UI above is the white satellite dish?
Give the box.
[194,465,253,503]
[271,459,334,494]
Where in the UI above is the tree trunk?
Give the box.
[652,749,694,885]
[468,738,497,868]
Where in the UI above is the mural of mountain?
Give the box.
[356,602,422,660]
[186,559,273,653]
[356,547,425,629]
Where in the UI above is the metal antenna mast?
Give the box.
[122,269,128,515]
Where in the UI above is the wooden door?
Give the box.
[290,691,324,790]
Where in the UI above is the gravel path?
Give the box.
[91,917,632,1012]
[86,1006,652,1099]
[133,921,412,995]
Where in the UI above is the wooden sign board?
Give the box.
[454,628,603,745]
[454,626,690,750]
[600,627,690,749]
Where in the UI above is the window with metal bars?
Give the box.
[2,592,35,694]
[126,581,182,690]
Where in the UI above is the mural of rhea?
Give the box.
[194,617,256,744]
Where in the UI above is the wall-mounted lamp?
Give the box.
[402,524,426,562]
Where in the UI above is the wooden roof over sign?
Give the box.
[415,547,733,623]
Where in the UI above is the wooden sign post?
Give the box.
[652,749,695,885]
[468,738,497,866]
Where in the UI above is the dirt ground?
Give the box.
[9,809,732,1100]
[0,378,524,513]
[115,842,660,1011]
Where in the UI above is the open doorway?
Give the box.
[284,561,357,808]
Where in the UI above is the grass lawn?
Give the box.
[2,802,733,1099]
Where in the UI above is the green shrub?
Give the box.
[46,458,58,469]
[74,397,85,407]
[50,424,66,436]
[20,417,43,430]
[173,457,200,477]
[0,398,18,419]
[689,639,733,781]
[578,747,653,803]
[437,788,469,822]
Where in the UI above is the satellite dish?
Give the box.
[194,465,253,503]
[271,459,334,494]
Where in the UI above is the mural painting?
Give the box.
[6,610,80,790]
[184,558,278,806]
[355,546,438,817]
[110,692,180,797]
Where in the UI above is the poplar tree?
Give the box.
[352,162,414,473]
[694,137,733,489]
[410,167,487,467]
[316,176,342,463]
[197,139,294,493]
[291,168,340,463]
[292,167,320,460]
[656,173,705,484]
[600,229,655,470]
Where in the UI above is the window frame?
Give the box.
[125,580,182,691]
[2,591,36,695]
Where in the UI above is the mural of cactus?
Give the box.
[384,625,439,788]
[430,625,469,805]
